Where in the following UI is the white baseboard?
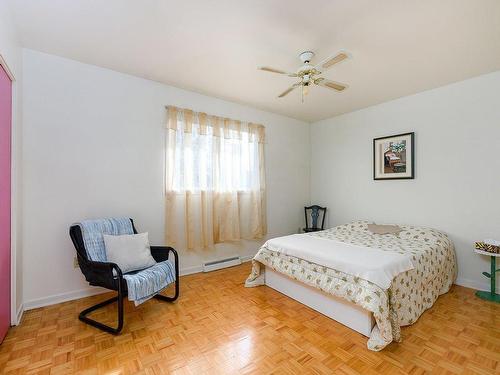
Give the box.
[11,303,24,326]
[179,265,202,276]
[23,287,109,311]
[454,277,491,292]
[241,255,254,263]
[22,257,256,311]
[180,255,253,276]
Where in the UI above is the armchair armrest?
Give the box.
[150,246,177,263]
[89,260,123,277]
[150,246,179,281]
[77,256,123,283]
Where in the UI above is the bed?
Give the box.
[245,220,457,351]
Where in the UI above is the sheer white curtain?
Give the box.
[165,106,266,250]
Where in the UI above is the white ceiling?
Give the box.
[8,0,500,122]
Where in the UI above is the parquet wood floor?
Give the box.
[0,263,499,374]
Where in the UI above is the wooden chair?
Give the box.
[303,205,327,232]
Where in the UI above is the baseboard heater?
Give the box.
[202,256,242,272]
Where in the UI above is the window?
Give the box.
[165,106,266,249]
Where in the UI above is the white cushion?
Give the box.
[103,232,156,273]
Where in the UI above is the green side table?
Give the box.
[474,248,500,303]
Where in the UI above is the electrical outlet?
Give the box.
[73,256,79,269]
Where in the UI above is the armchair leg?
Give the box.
[155,252,180,302]
[79,287,124,334]
[154,278,179,302]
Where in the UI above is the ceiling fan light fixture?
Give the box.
[258,50,350,100]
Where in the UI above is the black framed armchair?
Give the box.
[69,218,179,334]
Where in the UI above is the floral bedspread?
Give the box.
[245,220,457,351]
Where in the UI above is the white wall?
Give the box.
[0,2,23,324]
[21,49,310,308]
[311,71,500,291]
[21,48,500,308]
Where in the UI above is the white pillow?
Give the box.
[103,232,156,273]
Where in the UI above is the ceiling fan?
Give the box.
[258,51,350,100]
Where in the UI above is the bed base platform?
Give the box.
[265,266,374,337]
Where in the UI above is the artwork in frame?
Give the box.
[373,132,414,180]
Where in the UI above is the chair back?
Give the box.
[304,205,327,231]
[69,218,137,263]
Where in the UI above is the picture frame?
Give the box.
[373,132,414,180]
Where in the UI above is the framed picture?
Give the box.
[373,132,414,180]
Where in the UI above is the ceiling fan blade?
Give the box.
[316,52,349,71]
[315,78,348,91]
[278,84,300,98]
[259,66,297,77]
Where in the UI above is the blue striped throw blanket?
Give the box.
[123,261,176,305]
[77,217,176,305]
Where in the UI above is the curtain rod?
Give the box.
[164,105,265,128]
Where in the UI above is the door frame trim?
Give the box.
[0,54,15,81]
[0,53,19,326]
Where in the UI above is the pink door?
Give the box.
[0,63,12,342]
